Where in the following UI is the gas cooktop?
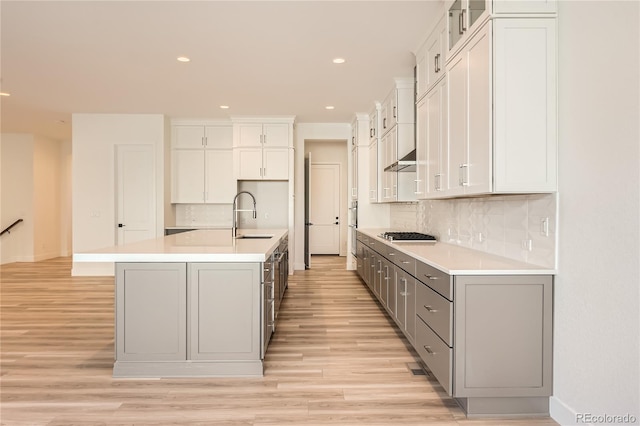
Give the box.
[379,232,437,242]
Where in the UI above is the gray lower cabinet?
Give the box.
[354,231,554,417]
[116,263,187,362]
[114,261,265,378]
[188,263,261,361]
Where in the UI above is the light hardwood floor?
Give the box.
[1,256,558,425]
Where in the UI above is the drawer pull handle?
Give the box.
[424,305,438,313]
[401,261,410,264]
[423,274,438,280]
[424,345,435,355]
[388,252,395,256]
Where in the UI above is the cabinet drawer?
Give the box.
[416,317,452,395]
[416,281,452,346]
[367,237,380,254]
[416,260,452,300]
[390,250,416,276]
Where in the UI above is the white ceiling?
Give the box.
[1,1,441,140]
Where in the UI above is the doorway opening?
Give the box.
[304,140,348,269]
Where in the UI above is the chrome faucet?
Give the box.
[232,191,257,238]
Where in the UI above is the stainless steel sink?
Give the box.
[235,234,274,239]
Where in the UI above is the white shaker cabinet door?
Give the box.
[263,123,289,147]
[172,150,205,203]
[263,148,289,180]
[235,148,263,180]
[172,125,205,149]
[205,150,235,203]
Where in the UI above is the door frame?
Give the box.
[308,161,342,256]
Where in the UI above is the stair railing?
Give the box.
[0,219,24,237]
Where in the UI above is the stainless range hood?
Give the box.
[384,149,416,172]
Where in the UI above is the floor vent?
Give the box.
[410,368,426,376]
[407,362,429,376]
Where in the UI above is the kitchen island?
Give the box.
[74,229,287,378]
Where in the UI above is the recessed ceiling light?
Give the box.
[177,56,190,62]
[0,92,10,97]
[220,105,230,109]
[325,106,335,110]
[332,58,346,64]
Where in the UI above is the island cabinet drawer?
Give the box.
[416,281,452,346]
[416,317,452,396]
[416,261,452,300]
[390,250,416,276]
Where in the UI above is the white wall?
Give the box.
[0,134,67,264]
[550,1,639,424]
[293,123,351,270]
[1,134,34,263]
[71,114,166,275]
[59,140,72,256]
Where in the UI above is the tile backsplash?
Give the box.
[390,194,557,268]
[176,204,232,227]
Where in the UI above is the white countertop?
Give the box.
[358,229,556,275]
[74,229,287,263]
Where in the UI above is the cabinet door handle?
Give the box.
[423,274,438,280]
[263,134,267,144]
[263,167,267,177]
[424,345,435,355]
[458,10,464,35]
[423,305,438,313]
[434,54,438,73]
[461,9,467,32]
[383,117,386,129]
[388,252,395,256]
[393,106,396,119]
[401,261,410,264]
[436,53,441,73]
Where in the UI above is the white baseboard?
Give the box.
[34,251,62,262]
[550,396,582,425]
[72,261,114,276]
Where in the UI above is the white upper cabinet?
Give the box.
[171,123,235,203]
[416,76,448,200]
[446,0,556,58]
[235,123,289,148]
[380,79,414,136]
[232,118,294,180]
[416,16,446,101]
[443,18,557,197]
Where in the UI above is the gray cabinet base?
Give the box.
[456,397,549,417]
[113,360,264,378]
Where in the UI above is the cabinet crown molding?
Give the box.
[230,116,296,124]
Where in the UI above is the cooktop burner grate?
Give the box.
[379,232,437,242]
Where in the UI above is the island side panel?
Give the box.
[188,263,262,361]
[115,263,187,362]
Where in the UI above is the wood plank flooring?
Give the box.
[0,256,558,425]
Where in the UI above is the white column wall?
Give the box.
[0,134,35,263]
[33,136,63,261]
[551,1,640,424]
[71,114,166,276]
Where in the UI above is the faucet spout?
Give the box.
[232,191,257,238]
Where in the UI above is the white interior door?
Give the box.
[309,163,340,254]
[116,145,156,245]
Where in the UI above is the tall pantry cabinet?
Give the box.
[171,122,235,204]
